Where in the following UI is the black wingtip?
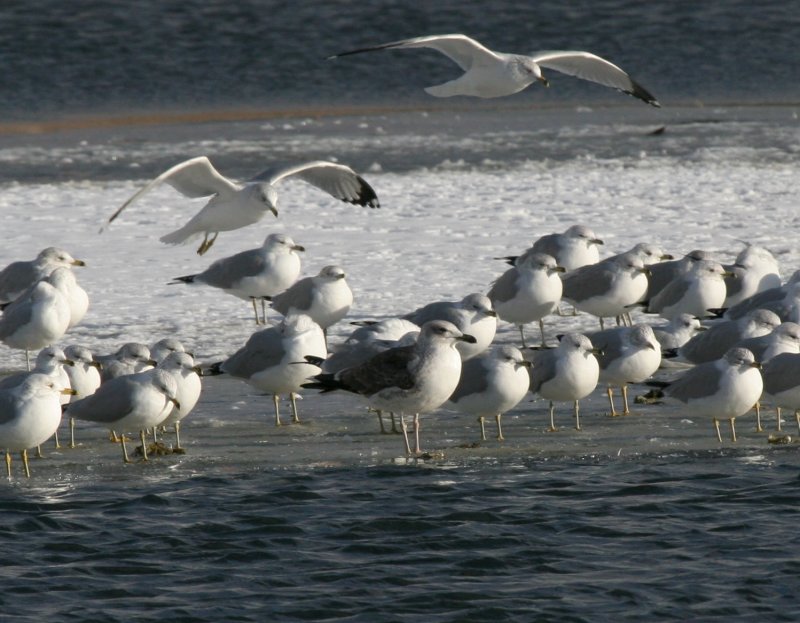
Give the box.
[301,372,344,393]
[303,355,326,368]
[326,41,401,61]
[627,79,660,107]
[170,274,196,285]
[705,308,727,318]
[201,361,225,377]
[354,175,380,208]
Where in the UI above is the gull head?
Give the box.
[317,265,347,282]
[520,57,549,87]
[38,246,86,268]
[252,183,279,217]
[723,347,760,370]
[565,224,603,247]
[494,344,530,369]
[264,232,305,253]
[421,320,476,345]
[559,333,598,358]
[461,293,497,318]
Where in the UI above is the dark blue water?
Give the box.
[3,454,800,622]
[1,0,797,120]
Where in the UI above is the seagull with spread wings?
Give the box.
[329,33,659,106]
[104,157,380,255]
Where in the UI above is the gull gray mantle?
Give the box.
[304,320,476,455]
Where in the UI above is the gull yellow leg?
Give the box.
[548,401,558,432]
[289,392,300,423]
[121,435,132,464]
[413,414,422,455]
[272,394,282,427]
[495,414,504,441]
[399,414,412,456]
[729,418,737,442]
[574,400,582,431]
[478,416,487,441]
[140,430,149,461]
[713,418,723,443]
[21,449,30,478]
[607,387,620,417]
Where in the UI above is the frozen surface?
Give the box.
[1,105,799,473]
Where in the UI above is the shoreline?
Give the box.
[2,99,798,137]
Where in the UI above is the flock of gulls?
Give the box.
[2,33,793,478]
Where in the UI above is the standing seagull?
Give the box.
[446,345,530,442]
[170,233,305,323]
[723,244,781,307]
[267,265,353,337]
[402,292,496,360]
[646,250,713,301]
[652,347,763,443]
[104,157,380,255]
[590,325,662,416]
[157,352,203,449]
[0,374,74,478]
[67,368,180,463]
[0,345,75,450]
[63,344,102,447]
[304,320,476,455]
[0,280,71,369]
[529,224,604,272]
[0,247,85,305]
[643,260,732,321]
[528,333,600,432]
[328,34,659,106]
[762,352,800,433]
[488,252,565,347]
[561,252,650,329]
[213,314,327,426]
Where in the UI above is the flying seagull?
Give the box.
[329,33,659,106]
[104,157,380,255]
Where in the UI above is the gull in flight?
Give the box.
[329,34,659,106]
[104,157,380,255]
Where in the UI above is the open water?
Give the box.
[1,1,800,621]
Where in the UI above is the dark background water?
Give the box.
[3,454,800,622]
[1,0,798,121]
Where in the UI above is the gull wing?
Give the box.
[221,327,287,379]
[665,361,723,402]
[338,345,417,395]
[269,277,315,316]
[250,161,380,208]
[531,50,660,106]
[66,376,137,424]
[103,156,239,230]
[329,34,501,71]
